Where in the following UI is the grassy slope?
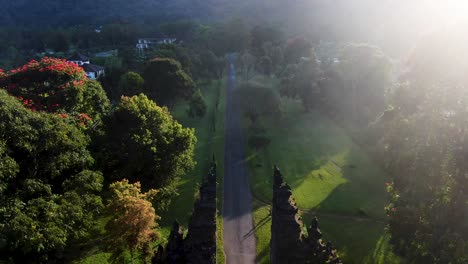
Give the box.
[245,75,400,264]
[74,79,225,263]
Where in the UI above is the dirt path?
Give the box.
[223,58,257,264]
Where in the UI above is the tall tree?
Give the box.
[334,44,392,123]
[235,82,281,123]
[97,94,196,194]
[0,90,103,263]
[187,89,207,118]
[118,71,145,97]
[143,57,195,108]
[375,27,468,264]
[0,57,110,122]
[105,179,159,264]
[280,56,322,111]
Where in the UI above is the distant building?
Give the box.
[67,52,105,80]
[136,35,177,58]
[67,53,90,66]
[136,37,177,49]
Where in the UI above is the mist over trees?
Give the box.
[1,0,468,263]
[371,27,468,264]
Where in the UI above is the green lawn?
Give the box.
[73,79,225,264]
[244,75,400,263]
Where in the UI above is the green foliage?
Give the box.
[333,44,392,123]
[77,80,112,122]
[118,71,145,97]
[50,31,70,52]
[159,20,200,41]
[248,134,271,151]
[187,89,207,118]
[207,18,250,55]
[96,56,126,99]
[0,90,103,263]
[143,57,195,107]
[97,94,196,191]
[247,124,271,151]
[198,50,225,79]
[375,27,468,264]
[149,44,195,76]
[280,57,322,111]
[235,82,281,123]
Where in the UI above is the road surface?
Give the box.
[223,57,257,264]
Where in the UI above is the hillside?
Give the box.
[2,0,459,59]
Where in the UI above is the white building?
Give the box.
[136,37,177,49]
[67,53,105,80]
[136,36,177,58]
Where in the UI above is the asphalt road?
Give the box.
[223,58,257,264]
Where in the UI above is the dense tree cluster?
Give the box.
[143,57,196,108]
[187,89,208,118]
[118,71,145,97]
[0,90,104,262]
[373,28,468,264]
[0,57,110,125]
[235,82,280,123]
[105,179,160,263]
[280,56,322,111]
[96,94,196,208]
[0,56,197,263]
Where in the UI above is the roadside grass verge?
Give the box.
[160,78,225,248]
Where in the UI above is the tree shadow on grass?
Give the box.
[315,145,388,218]
[298,146,399,264]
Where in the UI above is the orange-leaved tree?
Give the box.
[0,57,110,127]
[105,179,160,263]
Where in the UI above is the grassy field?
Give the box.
[73,79,226,263]
[244,75,400,264]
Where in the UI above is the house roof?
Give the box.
[81,63,105,73]
[67,52,90,62]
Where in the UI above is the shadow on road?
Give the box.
[242,213,271,241]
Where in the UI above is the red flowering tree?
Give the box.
[0,57,110,126]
